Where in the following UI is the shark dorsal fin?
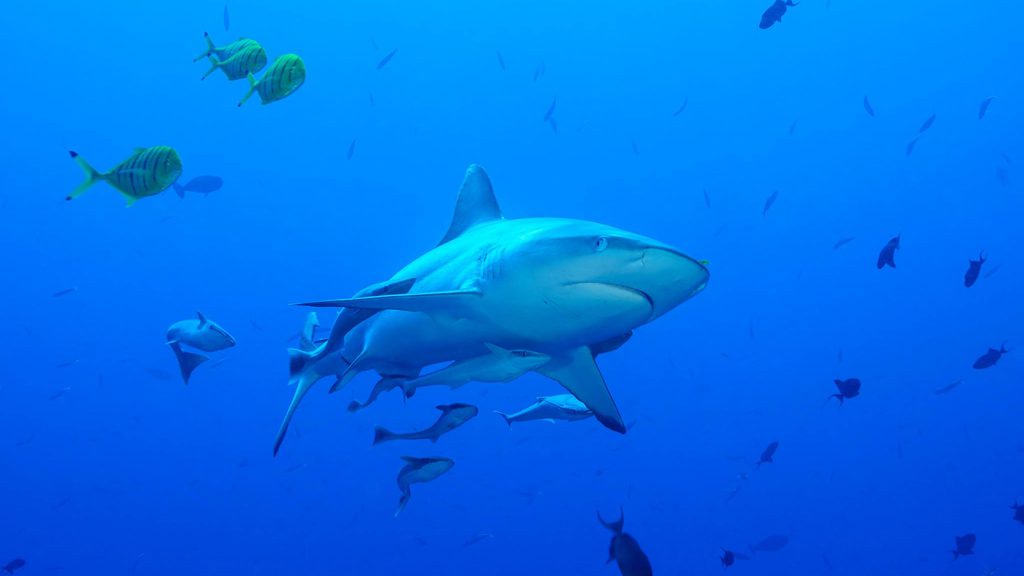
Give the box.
[197,311,208,328]
[439,165,502,245]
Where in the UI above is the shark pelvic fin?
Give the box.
[538,347,626,434]
[439,164,503,245]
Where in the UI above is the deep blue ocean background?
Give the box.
[1,0,1022,574]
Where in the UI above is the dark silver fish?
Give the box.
[952,533,975,560]
[760,0,798,29]
[905,136,919,156]
[173,175,223,198]
[463,531,494,547]
[599,508,653,576]
[918,113,936,133]
[979,96,995,120]
[548,118,558,133]
[703,188,711,208]
[964,252,986,288]
[496,50,505,71]
[876,234,900,269]
[533,61,545,82]
[756,441,779,468]
[51,287,77,297]
[223,3,230,31]
[543,97,556,122]
[750,534,789,553]
[2,558,26,574]
[863,95,875,117]
[832,236,855,250]
[673,97,689,117]
[762,190,779,216]
[789,119,798,135]
[933,380,962,395]
[377,48,398,70]
[829,378,861,405]
[347,138,357,160]
[973,344,1007,369]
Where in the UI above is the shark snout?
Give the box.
[630,245,709,320]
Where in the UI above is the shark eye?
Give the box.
[594,237,608,252]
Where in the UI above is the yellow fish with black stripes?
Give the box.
[193,32,259,64]
[67,146,183,206]
[201,40,267,81]
[238,54,306,107]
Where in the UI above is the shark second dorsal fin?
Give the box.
[439,164,503,245]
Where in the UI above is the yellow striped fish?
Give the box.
[193,33,259,64]
[67,146,183,206]
[238,54,306,107]
[202,42,267,81]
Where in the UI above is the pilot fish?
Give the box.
[238,54,306,107]
[67,147,182,206]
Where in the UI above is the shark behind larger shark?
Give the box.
[274,165,709,454]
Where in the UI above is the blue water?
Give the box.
[1,0,1022,574]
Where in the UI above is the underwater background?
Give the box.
[1,0,1022,573]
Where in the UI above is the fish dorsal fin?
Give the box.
[197,311,208,328]
[439,164,503,245]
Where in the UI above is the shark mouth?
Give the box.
[569,282,655,317]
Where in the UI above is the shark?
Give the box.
[274,164,709,455]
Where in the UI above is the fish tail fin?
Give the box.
[372,426,394,446]
[237,72,258,107]
[201,55,221,80]
[193,31,215,62]
[168,342,208,385]
[66,151,104,201]
[494,410,513,428]
[395,490,411,517]
[173,183,185,198]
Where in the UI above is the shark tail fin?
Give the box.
[274,347,326,456]
[494,411,513,428]
[372,426,394,446]
[168,342,208,384]
[67,151,105,201]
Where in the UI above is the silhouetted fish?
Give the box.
[377,48,398,70]
[52,287,77,297]
[978,97,996,120]
[2,559,25,574]
[1011,501,1023,525]
[598,508,653,576]
[548,118,558,133]
[952,533,975,560]
[919,113,937,133]
[463,531,494,547]
[832,236,855,250]
[347,138,357,161]
[756,441,779,468]
[863,95,875,117]
[373,403,478,445]
[876,234,900,269]
[673,97,689,117]
[829,378,861,405]
[496,50,505,71]
[631,140,639,155]
[762,190,779,216]
[533,61,545,82]
[905,136,919,156]
[223,4,230,31]
[972,344,1007,369]
[703,188,711,208]
[369,92,375,107]
[964,252,986,288]
[173,175,223,198]
[759,0,798,29]
[788,119,798,135]
[932,380,962,395]
[721,549,736,567]
[543,98,556,122]
[750,534,789,553]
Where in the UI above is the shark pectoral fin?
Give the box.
[538,347,626,434]
[590,331,633,356]
[293,289,481,313]
[169,342,208,385]
[327,352,365,394]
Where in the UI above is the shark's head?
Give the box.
[507,219,709,326]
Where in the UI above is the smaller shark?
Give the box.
[495,394,593,426]
[395,456,454,517]
[398,344,551,397]
[373,403,479,445]
[166,312,235,384]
